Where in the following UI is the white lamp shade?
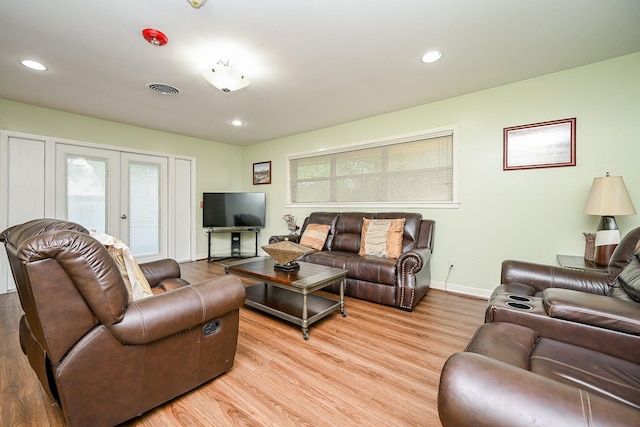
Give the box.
[201,63,249,92]
[584,175,636,216]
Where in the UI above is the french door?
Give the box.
[1,130,195,294]
[56,144,168,263]
[120,153,168,262]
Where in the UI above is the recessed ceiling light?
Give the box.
[20,59,47,71]
[421,51,442,63]
[231,119,244,126]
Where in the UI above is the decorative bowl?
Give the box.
[261,240,314,271]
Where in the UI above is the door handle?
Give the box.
[120,214,127,219]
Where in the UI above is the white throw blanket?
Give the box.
[91,232,153,300]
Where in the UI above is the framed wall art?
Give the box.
[253,161,272,185]
[503,118,576,171]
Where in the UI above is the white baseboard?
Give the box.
[430,280,491,300]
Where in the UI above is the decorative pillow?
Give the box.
[92,232,153,301]
[300,223,331,251]
[359,218,406,259]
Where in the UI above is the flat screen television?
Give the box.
[202,192,266,229]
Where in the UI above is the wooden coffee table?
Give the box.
[224,257,347,340]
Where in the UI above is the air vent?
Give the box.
[146,83,181,96]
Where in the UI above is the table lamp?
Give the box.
[583,173,636,265]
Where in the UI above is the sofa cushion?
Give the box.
[299,223,331,251]
[359,217,406,259]
[617,252,640,302]
[332,212,373,253]
[304,250,397,286]
[530,338,640,408]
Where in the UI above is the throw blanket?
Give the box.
[91,232,153,300]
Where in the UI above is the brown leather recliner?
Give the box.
[438,227,640,426]
[494,225,640,301]
[438,321,640,426]
[1,219,246,427]
[484,226,640,349]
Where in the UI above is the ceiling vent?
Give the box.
[146,83,181,96]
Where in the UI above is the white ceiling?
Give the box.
[1,1,639,146]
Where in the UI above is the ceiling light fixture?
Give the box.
[20,59,47,71]
[187,0,207,8]
[231,120,244,126]
[201,61,250,93]
[421,50,442,63]
[142,28,168,46]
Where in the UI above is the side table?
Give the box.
[556,254,608,273]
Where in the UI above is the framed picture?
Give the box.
[503,118,576,171]
[253,161,272,185]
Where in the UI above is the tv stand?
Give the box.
[207,228,260,262]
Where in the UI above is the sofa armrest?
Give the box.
[544,288,640,335]
[397,247,430,270]
[501,259,610,295]
[438,352,637,427]
[138,258,181,287]
[268,234,301,244]
[395,247,432,311]
[107,275,245,345]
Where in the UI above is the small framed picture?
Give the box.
[253,161,271,185]
[503,118,576,171]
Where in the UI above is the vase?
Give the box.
[583,232,596,261]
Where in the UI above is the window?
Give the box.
[288,128,458,208]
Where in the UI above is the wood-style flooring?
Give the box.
[0,260,486,426]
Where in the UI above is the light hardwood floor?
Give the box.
[1,260,486,426]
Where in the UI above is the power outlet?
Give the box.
[448,258,457,270]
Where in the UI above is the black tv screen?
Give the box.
[203,192,266,229]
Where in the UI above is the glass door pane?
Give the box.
[128,162,160,255]
[66,156,108,233]
[56,144,120,235]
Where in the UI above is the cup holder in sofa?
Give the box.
[506,301,533,310]
[507,295,532,302]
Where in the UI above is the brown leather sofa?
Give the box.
[1,219,246,427]
[270,212,435,311]
[438,226,640,426]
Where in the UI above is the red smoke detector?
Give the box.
[142,28,168,46]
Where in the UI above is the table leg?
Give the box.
[340,278,347,317]
[302,293,309,340]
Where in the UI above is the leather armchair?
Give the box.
[438,322,640,427]
[438,227,640,426]
[1,219,246,427]
[496,226,640,299]
[486,226,640,346]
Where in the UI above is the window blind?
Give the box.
[289,131,455,206]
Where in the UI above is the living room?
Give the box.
[1,1,640,426]
[2,54,638,297]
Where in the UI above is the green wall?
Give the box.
[242,53,640,295]
[0,98,243,256]
[2,53,638,294]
